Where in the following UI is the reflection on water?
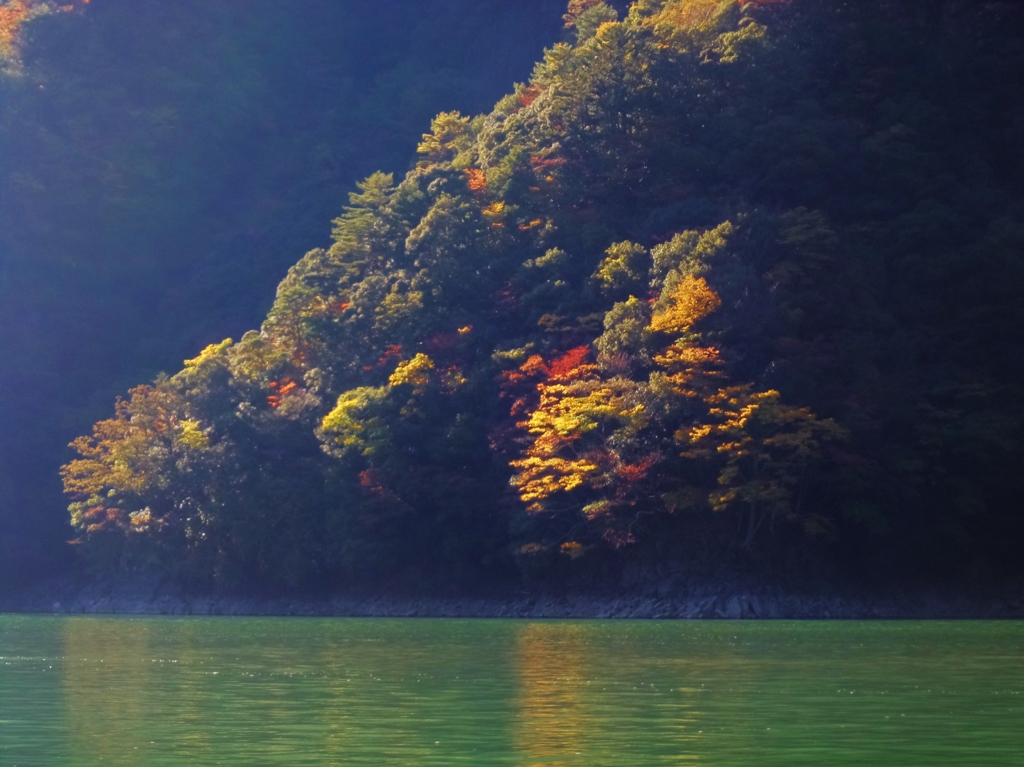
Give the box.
[515,622,590,766]
[0,617,1021,766]
[514,622,705,765]
[63,619,154,765]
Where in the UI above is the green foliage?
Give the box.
[594,297,651,374]
[332,173,395,256]
[592,241,649,294]
[573,3,619,43]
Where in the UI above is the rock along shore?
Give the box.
[3,580,1022,620]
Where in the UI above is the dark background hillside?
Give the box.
[0,0,568,585]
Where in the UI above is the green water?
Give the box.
[1,617,1022,766]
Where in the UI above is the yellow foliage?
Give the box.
[482,201,506,218]
[648,275,721,334]
[560,541,585,559]
[647,0,735,35]
[176,420,209,450]
[388,353,435,389]
[582,499,614,519]
[417,111,471,164]
[183,339,233,370]
[129,508,154,530]
[653,342,723,382]
[681,384,845,530]
[510,375,649,512]
[441,366,467,392]
[510,454,601,506]
[319,386,387,453]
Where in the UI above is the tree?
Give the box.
[682,386,844,548]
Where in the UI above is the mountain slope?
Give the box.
[59,0,1024,591]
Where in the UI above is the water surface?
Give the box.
[1,616,1021,765]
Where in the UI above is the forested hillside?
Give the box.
[0,0,569,586]
[11,0,1024,594]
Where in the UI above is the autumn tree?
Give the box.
[681,386,844,548]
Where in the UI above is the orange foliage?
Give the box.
[1,1,87,60]
[0,2,32,52]
[520,354,548,377]
[464,168,487,193]
[83,506,106,520]
[649,275,721,334]
[267,378,299,408]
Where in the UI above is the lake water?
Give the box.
[1,617,1021,766]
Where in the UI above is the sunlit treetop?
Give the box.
[0,0,88,71]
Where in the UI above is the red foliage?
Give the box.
[530,155,567,174]
[510,397,530,417]
[374,344,404,368]
[602,528,637,549]
[547,346,591,381]
[494,284,519,310]
[518,85,543,108]
[423,331,459,354]
[616,454,661,483]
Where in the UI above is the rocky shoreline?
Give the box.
[3,579,1022,620]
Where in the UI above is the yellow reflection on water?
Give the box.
[514,622,591,766]
[514,622,706,765]
[62,618,154,766]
